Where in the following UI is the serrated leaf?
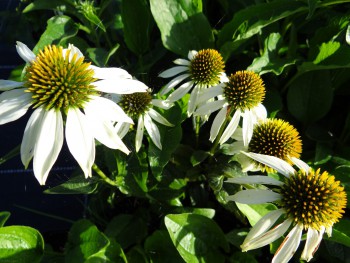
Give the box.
[150,0,214,56]
[0,226,44,263]
[165,213,229,263]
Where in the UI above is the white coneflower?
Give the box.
[227,152,347,263]
[196,70,267,145]
[0,42,148,185]
[222,119,302,172]
[159,49,226,116]
[115,91,173,152]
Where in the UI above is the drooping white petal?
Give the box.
[66,108,95,178]
[195,99,226,116]
[242,218,293,252]
[173,58,190,66]
[301,227,325,262]
[114,122,130,139]
[188,50,197,60]
[89,118,130,155]
[21,107,45,168]
[144,113,162,150]
[242,109,254,146]
[167,81,193,102]
[187,85,200,116]
[196,84,224,105]
[237,153,260,172]
[289,157,310,173]
[226,176,284,186]
[33,110,63,185]
[90,65,131,80]
[151,99,173,109]
[0,89,32,125]
[244,209,285,242]
[160,73,190,96]
[158,66,188,78]
[272,224,303,263]
[252,103,267,121]
[0,80,24,91]
[147,108,173,126]
[135,115,145,152]
[16,41,36,63]
[242,152,296,177]
[93,78,148,94]
[85,96,133,124]
[227,189,281,204]
[219,109,241,144]
[221,140,245,155]
[209,107,227,142]
[219,72,229,83]
[64,44,84,60]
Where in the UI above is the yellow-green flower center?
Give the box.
[248,119,302,172]
[25,45,98,111]
[189,49,225,86]
[119,92,152,119]
[281,169,347,230]
[224,71,265,111]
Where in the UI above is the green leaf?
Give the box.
[236,203,277,226]
[65,219,109,263]
[287,71,333,123]
[0,226,44,263]
[218,0,307,59]
[44,175,99,194]
[144,230,184,263]
[327,228,350,247]
[122,0,153,55]
[165,213,229,263]
[172,208,216,219]
[22,0,74,13]
[150,0,214,56]
[247,32,296,75]
[33,15,79,54]
[104,214,148,249]
[85,239,127,263]
[229,251,258,263]
[190,150,210,166]
[86,44,120,66]
[0,212,10,227]
[79,3,106,32]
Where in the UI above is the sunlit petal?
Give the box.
[159,66,188,78]
[196,84,223,105]
[160,73,190,96]
[151,99,173,109]
[289,157,310,173]
[135,116,144,152]
[226,176,284,186]
[0,80,24,91]
[16,41,36,63]
[210,107,227,142]
[195,99,226,116]
[144,113,162,150]
[188,50,197,60]
[301,227,325,262]
[94,78,148,94]
[148,108,173,126]
[90,65,131,80]
[219,109,241,144]
[114,122,130,139]
[242,109,254,146]
[187,85,200,116]
[167,81,193,102]
[228,189,281,204]
[173,58,190,66]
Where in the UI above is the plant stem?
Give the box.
[92,163,118,187]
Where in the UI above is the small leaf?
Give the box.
[165,213,229,263]
[85,239,127,263]
[0,226,44,263]
[190,150,210,166]
[44,175,98,194]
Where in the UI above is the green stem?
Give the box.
[195,116,201,147]
[0,145,20,166]
[92,163,118,187]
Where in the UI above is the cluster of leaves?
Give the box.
[1,0,350,262]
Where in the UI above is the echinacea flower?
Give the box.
[222,118,302,172]
[227,152,347,263]
[195,70,267,145]
[115,90,173,152]
[0,42,148,185]
[159,49,226,116]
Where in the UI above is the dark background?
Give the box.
[0,0,85,239]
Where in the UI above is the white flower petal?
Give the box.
[0,80,24,91]
[85,96,133,124]
[114,122,130,139]
[196,84,224,105]
[242,218,293,252]
[226,176,284,186]
[237,153,260,172]
[33,110,63,185]
[66,108,95,178]
[16,41,36,63]
[159,66,188,78]
[219,109,241,145]
[0,88,32,125]
[147,108,173,126]
[242,110,254,146]
[252,103,267,121]
[221,141,245,155]
[228,189,281,204]
[188,50,197,60]
[94,78,148,94]
[135,116,144,152]
[144,113,162,150]
[242,152,296,177]
[160,74,190,96]
[289,157,310,173]
[187,85,200,116]
[64,44,84,60]
[195,99,226,116]
[210,107,227,142]
[326,226,332,237]
[151,99,173,109]
[272,224,303,263]
[301,227,325,262]
[244,209,285,242]
[90,65,131,80]
[173,58,190,66]
[167,81,193,102]
[20,107,45,168]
